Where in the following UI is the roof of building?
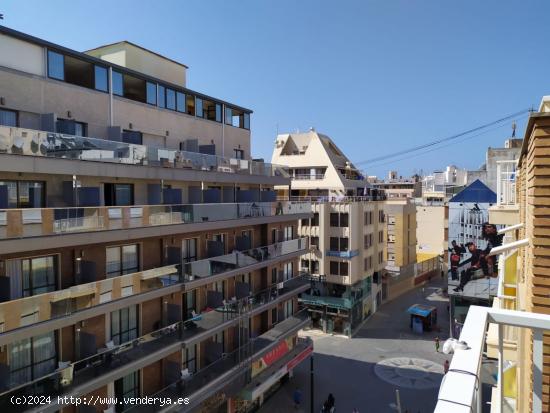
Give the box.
[85,40,189,69]
[448,179,496,203]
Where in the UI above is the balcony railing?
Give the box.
[293,174,325,180]
[496,160,517,206]
[128,311,311,412]
[325,249,359,259]
[435,306,550,413]
[0,276,310,409]
[279,195,387,203]
[0,201,311,240]
[0,125,289,178]
[0,238,308,335]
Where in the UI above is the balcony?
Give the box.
[299,293,354,310]
[489,160,520,226]
[0,201,311,251]
[0,238,308,342]
[131,311,311,412]
[0,126,289,178]
[325,249,359,259]
[294,174,325,180]
[0,277,311,412]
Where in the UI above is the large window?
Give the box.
[106,244,139,278]
[225,107,250,129]
[21,255,58,297]
[158,85,166,108]
[115,371,140,413]
[9,333,57,386]
[146,82,157,105]
[330,237,349,251]
[330,213,348,227]
[166,88,176,110]
[111,306,138,345]
[121,130,142,145]
[176,92,186,113]
[283,262,293,281]
[0,108,17,127]
[104,183,134,206]
[47,50,64,80]
[57,118,87,136]
[0,180,45,208]
[112,71,123,96]
[284,226,293,241]
[94,65,108,92]
[196,97,221,122]
[184,344,197,374]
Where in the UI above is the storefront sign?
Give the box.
[286,345,313,371]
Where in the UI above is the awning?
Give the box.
[407,304,436,318]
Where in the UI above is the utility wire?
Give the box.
[355,108,531,166]
[362,113,529,170]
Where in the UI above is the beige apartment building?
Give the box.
[384,199,428,301]
[271,131,387,336]
[0,25,313,413]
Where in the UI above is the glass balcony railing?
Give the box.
[184,237,308,282]
[325,249,359,258]
[0,125,289,178]
[0,201,311,240]
[0,238,308,334]
[0,276,310,409]
[126,310,311,412]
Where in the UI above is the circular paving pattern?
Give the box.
[374,357,443,389]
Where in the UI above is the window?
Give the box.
[146,82,157,105]
[364,256,373,271]
[301,218,309,226]
[186,94,195,115]
[213,233,227,254]
[330,237,339,251]
[340,213,349,227]
[330,261,348,276]
[184,290,196,320]
[330,213,348,227]
[244,113,250,129]
[112,71,123,96]
[225,107,250,129]
[94,66,108,92]
[105,183,134,206]
[184,344,197,374]
[379,251,384,263]
[176,92,186,112]
[284,226,293,241]
[311,260,319,274]
[21,255,57,297]
[106,244,139,278]
[215,103,222,122]
[195,98,203,118]
[182,238,197,263]
[364,211,373,225]
[121,130,142,145]
[283,299,294,319]
[234,149,244,159]
[0,180,45,208]
[166,88,176,110]
[283,262,293,281]
[9,332,57,386]
[111,306,138,345]
[311,213,319,226]
[310,236,319,248]
[271,267,278,284]
[379,230,384,243]
[57,118,87,136]
[47,50,64,80]
[0,108,17,127]
[271,229,277,244]
[364,233,373,249]
[115,372,140,413]
[158,85,166,108]
[379,211,385,223]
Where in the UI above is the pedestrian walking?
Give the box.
[293,387,302,409]
[435,337,440,352]
[444,359,450,374]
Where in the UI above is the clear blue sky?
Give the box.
[2,1,547,177]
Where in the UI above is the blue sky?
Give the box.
[1,1,547,177]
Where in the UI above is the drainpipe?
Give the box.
[108,67,113,127]
[221,104,225,157]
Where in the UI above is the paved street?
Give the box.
[260,276,452,413]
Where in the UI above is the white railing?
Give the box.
[435,306,550,413]
[496,160,517,206]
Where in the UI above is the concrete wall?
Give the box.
[416,205,447,255]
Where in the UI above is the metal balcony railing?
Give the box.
[325,249,359,259]
[293,174,325,180]
[0,125,289,178]
[0,201,311,240]
[496,160,517,206]
[0,238,308,336]
[0,277,311,411]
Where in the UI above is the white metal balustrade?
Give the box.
[496,160,517,206]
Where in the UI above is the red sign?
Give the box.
[287,345,313,371]
[262,340,290,366]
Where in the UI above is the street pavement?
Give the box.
[259,276,454,413]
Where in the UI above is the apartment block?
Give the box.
[0,26,314,413]
[271,131,387,336]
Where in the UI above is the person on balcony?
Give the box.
[453,242,487,292]
[449,240,466,280]
[481,223,503,277]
